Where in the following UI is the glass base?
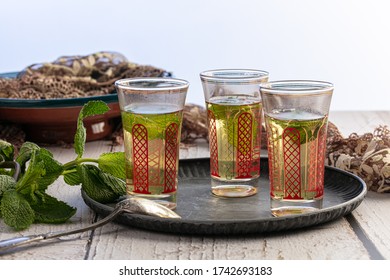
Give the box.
[271,197,323,217]
[127,191,177,210]
[211,178,258,198]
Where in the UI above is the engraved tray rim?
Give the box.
[81,157,367,236]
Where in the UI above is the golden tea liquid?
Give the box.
[122,103,183,209]
[265,109,328,216]
[206,96,262,197]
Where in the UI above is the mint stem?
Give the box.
[63,158,99,170]
[62,169,78,175]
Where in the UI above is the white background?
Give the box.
[1,0,389,111]
[0,259,387,279]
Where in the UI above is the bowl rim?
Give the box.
[0,72,118,108]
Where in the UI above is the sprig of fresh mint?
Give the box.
[0,100,126,230]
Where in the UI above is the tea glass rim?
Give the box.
[115,77,189,92]
[259,80,334,96]
[200,69,269,84]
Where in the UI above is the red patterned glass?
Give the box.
[115,78,189,210]
[260,80,333,216]
[200,69,269,197]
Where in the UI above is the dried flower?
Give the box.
[326,125,390,192]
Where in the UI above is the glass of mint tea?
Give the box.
[260,80,333,216]
[115,78,189,210]
[200,69,269,198]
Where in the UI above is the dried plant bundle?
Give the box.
[0,51,170,99]
[326,126,390,192]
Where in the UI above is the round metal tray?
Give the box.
[82,157,367,235]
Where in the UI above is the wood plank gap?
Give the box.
[83,213,100,260]
[83,140,119,259]
[346,214,385,260]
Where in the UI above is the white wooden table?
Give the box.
[0,111,389,260]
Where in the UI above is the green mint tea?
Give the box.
[121,103,183,209]
[206,96,262,197]
[265,109,328,216]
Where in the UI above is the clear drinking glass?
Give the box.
[115,78,189,209]
[200,69,269,197]
[260,80,333,216]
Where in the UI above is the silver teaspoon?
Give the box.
[0,196,180,253]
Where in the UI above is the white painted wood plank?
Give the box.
[329,111,389,136]
[330,111,390,259]
[86,217,369,260]
[179,141,210,159]
[352,192,390,259]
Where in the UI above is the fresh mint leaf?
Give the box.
[35,148,63,191]
[74,101,109,158]
[28,193,76,224]
[0,189,35,230]
[63,170,81,186]
[16,148,63,197]
[15,150,44,195]
[16,142,40,172]
[0,140,14,162]
[98,152,126,180]
[78,164,121,203]
[0,175,16,196]
[98,168,126,196]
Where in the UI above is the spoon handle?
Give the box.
[0,235,45,252]
[0,206,123,253]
